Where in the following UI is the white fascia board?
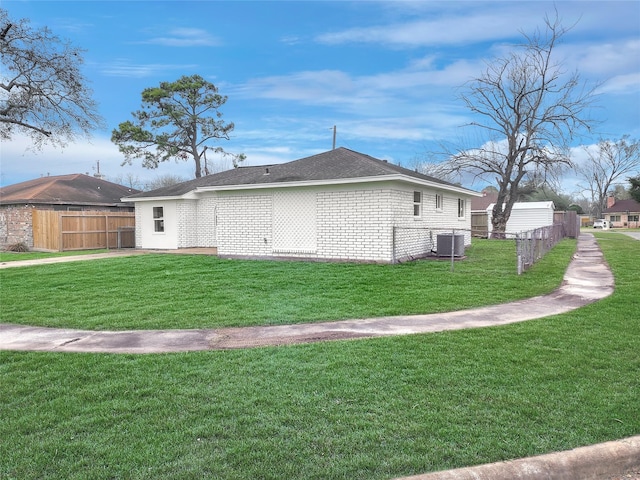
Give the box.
[195,174,481,196]
[120,195,185,203]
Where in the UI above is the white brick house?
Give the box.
[123,148,481,263]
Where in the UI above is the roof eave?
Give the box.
[195,174,481,196]
[123,174,480,201]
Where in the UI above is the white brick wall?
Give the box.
[216,192,272,256]
[390,187,473,260]
[317,187,394,261]
[176,200,198,248]
[196,197,217,247]
[135,206,143,248]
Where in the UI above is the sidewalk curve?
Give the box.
[0,233,614,354]
[396,435,640,480]
[0,249,147,269]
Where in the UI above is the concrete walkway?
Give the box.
[398,435,640,480]
[0,233,615,353]
[622,230,640,240]
[0,247,218,269]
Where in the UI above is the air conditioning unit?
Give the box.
[437,233,465,257]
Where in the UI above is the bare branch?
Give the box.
[451,13,597,236]
[0,8,104,148]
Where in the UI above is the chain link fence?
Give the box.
[393,223,570,275]
[515,224,567,274]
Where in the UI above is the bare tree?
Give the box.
[629,176,640,203]
[144,173,189,191]
[415,156,463,185]
[576,136,640,218]
[448,13,596,237]
[112,74,245,179]
[109,172,144,191]
[0,8,103,147]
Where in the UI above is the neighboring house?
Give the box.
[602,197,640,228]
[471,191,498,238]
[123,148,482,263]
[486,201,556,237]
[0,174,138,249]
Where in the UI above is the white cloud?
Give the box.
[239,147,297,167]
[315,8,545,47]
[280,35,302,46]
[236,70,356,103]
[570,39,640,75]
[143,28,221,47]
[597,73,640,95]
[99,60,198,78]
[234,56,479,111]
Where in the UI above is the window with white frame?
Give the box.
[435,193,443,211]
[413,191,422,216]
[153,206,164,232]
[457,198,465,218]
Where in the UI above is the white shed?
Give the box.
[486,201,555,237]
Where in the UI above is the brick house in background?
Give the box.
[602,196,640,228]
[0,174,138,249]
[124,148,481,263]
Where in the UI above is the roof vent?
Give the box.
[264,168,270,175]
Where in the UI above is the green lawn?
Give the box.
[0,233,638,479]
[0,239,574,330]
[0,249,108,263]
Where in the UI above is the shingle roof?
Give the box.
[471,192,499,211]
[0,174,140,206]
[127,147,478,199]
[603,198,640,214]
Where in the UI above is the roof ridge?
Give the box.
[24,177,62,200]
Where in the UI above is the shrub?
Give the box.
[4,242,29,252]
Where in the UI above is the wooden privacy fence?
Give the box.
[471,212,489,238]
[554,210,579,238]
[32,210,135,251]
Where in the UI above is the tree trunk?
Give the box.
[194,153,202,178]
[491,212,508,239]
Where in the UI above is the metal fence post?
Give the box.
[391,226,396,264]
[516,232,521,275]
[450,228,455,272]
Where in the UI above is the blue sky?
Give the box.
[1,0,639,193]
